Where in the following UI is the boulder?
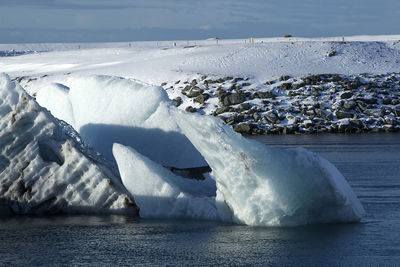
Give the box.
[185,106,196,113]
[335,109,354,119]
[221,93,247,106]
[172,97,182,107]
[195,93,209,104]
[340,92,353,99]
[233,123,252,135]
[255,91,277,99]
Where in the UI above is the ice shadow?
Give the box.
[79,123,207,168]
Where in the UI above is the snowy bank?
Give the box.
[0,74,138,216]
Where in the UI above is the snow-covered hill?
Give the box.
[1,35,400,87]
[1,35,399,135]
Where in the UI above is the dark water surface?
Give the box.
[1,133,399,266]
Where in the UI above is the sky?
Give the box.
[0,0,399,43]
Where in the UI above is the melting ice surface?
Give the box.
[34,75,365,226]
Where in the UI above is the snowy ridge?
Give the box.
[0,74,138,216]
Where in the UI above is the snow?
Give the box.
[0,73,137,216]
[2,35,400,92]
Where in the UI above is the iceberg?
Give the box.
[173,109,366,226]
[0,73,138,216]
[113,143,220,220]
[35,75,206,168]
[34,74,365,226]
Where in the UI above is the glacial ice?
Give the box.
[113,143,221,220]
[36,75,206,168]
[34,74,365,226]
[0,73,138,216]
[174,109,366,226]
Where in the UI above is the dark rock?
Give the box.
[172,97,182,107]
[291,82,306,89]
[311,87,320,96]
[255,91,276,99]
[253,112,260,121]
[226,114,244,125]
[186,87,204,98]
[191,79,198,86]
[233,123,252,135]
[382,97,392,105]
[185,106,196,113]
[385,116,397,125]
[349,119,363,128]
[265,113,278,124]
[328,51,336,57]
[239,102,251,110]
[182,85,191,94]
[340,92,353,99]
[279,75,290,81]
[335,109,354,119]
[233,77,244,83]
[220,93,247,106]
[304,75,321,84]
[331,74,341,82]
[360,97,377,104]
[195,93,209,104]
[343,100,356,110]
[161,82,167,86]
[393,108,400,117]
[363,109,382,118]
[214,106,230,115]
[280,83,292,90]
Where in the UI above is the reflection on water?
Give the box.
[1,133,400,266]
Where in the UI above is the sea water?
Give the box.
[1,133,399,266]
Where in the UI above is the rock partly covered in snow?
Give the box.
[161,73,400,135]
[0,74,138,216]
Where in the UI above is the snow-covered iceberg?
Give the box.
[174,109,366,226]
[35,74,365,226]
[36,75,206,168]
[0,74,138,216]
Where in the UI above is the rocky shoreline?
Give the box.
[163,72,400,135]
